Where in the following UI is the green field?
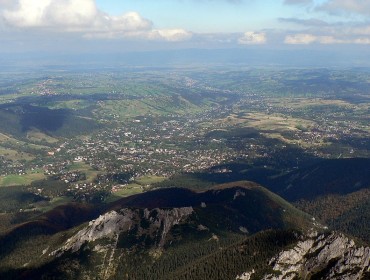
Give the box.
[106,176,166,202]
[68,162,100,182]
[106,184,143,202]
[33,196,74,212]
[26,130,59,144]
[135,175,166,186]
[0,147,35,161]
[0,173,46,187]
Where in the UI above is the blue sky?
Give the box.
[94,0,285,32]
[1,0,370,53]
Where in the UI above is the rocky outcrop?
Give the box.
[51,207,193,256]
[236,269,255,280]
[143,207,194,247]
[262,231,370,280]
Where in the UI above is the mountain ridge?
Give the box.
[0,181,368,280]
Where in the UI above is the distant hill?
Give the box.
[264,158,370,243]
[166,158,370,201]
[150,158,370,244]
[108,181,315,233]
[267,158,370,201]
[0,104,100,139]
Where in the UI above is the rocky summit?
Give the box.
[237,231,370,280]
[52,206,194,257]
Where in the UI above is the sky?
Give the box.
[1,0,370,56]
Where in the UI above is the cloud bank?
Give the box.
[284,0,313,5]
[238,32,266,44]
[317,0,370,16]
[284,34,343,44]
[1,0,369,48]
[0,0,192,41]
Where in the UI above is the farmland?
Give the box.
[0,67,369,205]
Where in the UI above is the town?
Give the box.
[0,69,369,203]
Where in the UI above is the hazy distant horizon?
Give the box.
[2,47,370,71]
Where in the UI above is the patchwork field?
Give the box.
[68,162,100,183]
[26,130,59,144]
[0,173,45,187]
[0,147,35,161]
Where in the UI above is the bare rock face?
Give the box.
[143,207,194,247]
[327,246,370,280]
[262,231,370,280]
[51,207,193,256]
[236,269,255,280]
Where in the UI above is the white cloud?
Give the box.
[149,29,193,42]
[105,12,152,32]
[284,33,370,45]
[84,28,192,42]
[352,25,370,35]
[284,33,317,44]
[0,0,192,42]
[318,0,370,16]
[1,0,366,47]
[0,0,13,8]
[279,18,329,27]
[353,37,370,44]
[317,36,343,44]
[284,0,313,5]
[238,31,266,45]
[284,34,345,44]
[282,0,370,46]
[1,0,151,32]
[2,0,98,28]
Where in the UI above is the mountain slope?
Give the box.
[0,181,316,280]
[0,203,101,270]
[0,181,368,280]
[0,104,100,139]
[269,158,370,201]
[263,158,370,244]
